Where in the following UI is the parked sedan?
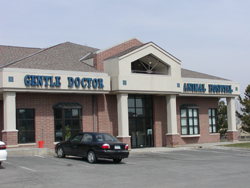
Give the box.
[55,132,129,163]
[0,141,7,166]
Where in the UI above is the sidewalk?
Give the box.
[6,140,250,156]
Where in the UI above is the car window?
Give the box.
[95,134,118,142]
[71,134,82,142]
[82,134,93,142]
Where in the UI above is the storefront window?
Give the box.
[16,109,35,143]
[180,105,199,135]
[53,103,82,142]
[209,109,217,133]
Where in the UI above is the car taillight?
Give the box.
[101,143,110,149]
[0,145,6,150]
[125,144,128,150]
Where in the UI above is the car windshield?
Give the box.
[94,133,118,142]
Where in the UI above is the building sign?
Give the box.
[184,83,233,93]
[183,83,206,92]
[24,75,104,88]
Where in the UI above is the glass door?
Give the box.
[128,95,154,148]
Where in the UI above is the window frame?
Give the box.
[180,105,200,135]
[209,108,218,133]
[54,108,82,142]
[16,108,35,143]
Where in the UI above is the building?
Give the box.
[0,38,240,149]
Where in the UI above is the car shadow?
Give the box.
[54,156,126,165]
[0,165,6,169]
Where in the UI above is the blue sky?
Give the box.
[1,0,249,97]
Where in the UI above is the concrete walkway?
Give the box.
[6,141,250,156]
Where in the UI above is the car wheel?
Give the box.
[113,159,122,163]
[87,151,97,163]
[57,147,65,158]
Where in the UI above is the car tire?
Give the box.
[0,162,2,166]
[113,159,122,163]
[87,151,97,163]
[57,147,65,158]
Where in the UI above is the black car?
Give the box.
[55,132,129,163]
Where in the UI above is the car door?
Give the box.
[77,133,93,157]
[64,134,82,156]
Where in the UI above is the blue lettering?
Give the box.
[50,76,55,86]
[37,76,43,86]
[92,78,98,88]
[98,78,104,88]
[75,77,80,87]
[184,83,187,91]
[194,84,198,92]
[24,75,31,86]
[188,84,192,91]
[44,76,50,86]
[55,76,61,87]
[68,77,74,87]
[202,84,206,92]
[31,75,37,86]
[81,78,87,88]
[86,78,92,88]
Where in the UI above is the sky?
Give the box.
[1,0,249,97]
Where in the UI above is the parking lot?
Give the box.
[1,148,250,188]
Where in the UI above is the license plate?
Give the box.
[114,145,121,149]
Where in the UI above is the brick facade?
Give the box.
[176,96,220,145]
[227,131,238,141]
[93,38,143,71]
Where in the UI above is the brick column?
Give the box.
[227,97,238,142]
[166,95,180,147]
[116,94,131,148]
[1,92,18,147]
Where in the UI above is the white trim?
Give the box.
[93,37,143,54]
[119,42,181,64]
[181,134,201,138]
[78,53,91,61]
[182,77,239,84]
[18,143,36,146]
[209,133,220,136]
[0,68,108,76]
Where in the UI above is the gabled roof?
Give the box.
[181,68,230,81]
[1,42,101,72]
[105,42,181,63]
[0,45,41,67]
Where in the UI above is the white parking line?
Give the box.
[35,155,45,158]
[151,151,198,157]
[19,166,36,172]
[77,164,94,168]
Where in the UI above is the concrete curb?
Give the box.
[7,148,56,156]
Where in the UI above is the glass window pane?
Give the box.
[193,109,198,117]
[19,109,25,119]
[128,108,135,117]
[27,131,35,142]
[55,120,62,130]
[194,126,199,134]
[189,118,193,125]
[65,120,71,130]
[26,109,34,119]
[65,109,71,118]
[128,98,135,107]
[209,109,211,116]
[181,109,186,117]
[212,109,215,116]
[193,118,198,125]
[54,109,62,119]
[145,109,152,117]
[182,127,187,134]
[55,130,62,142]
[19,132,27,143]
[72,109,78,118]
[189,127,193,134]
[213,125,216,132]
[72,120,80,129]
[136,98,144,107]
[181,118,187,126]
[209,118,212,125]
[145,99,152,108]
[65,131,71,140]
[188,109,193,117]
[209,125,212,133]
[19,120,26,131]
[212,117,216,124]
[27,120,34,131]
[136,108,145,117]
